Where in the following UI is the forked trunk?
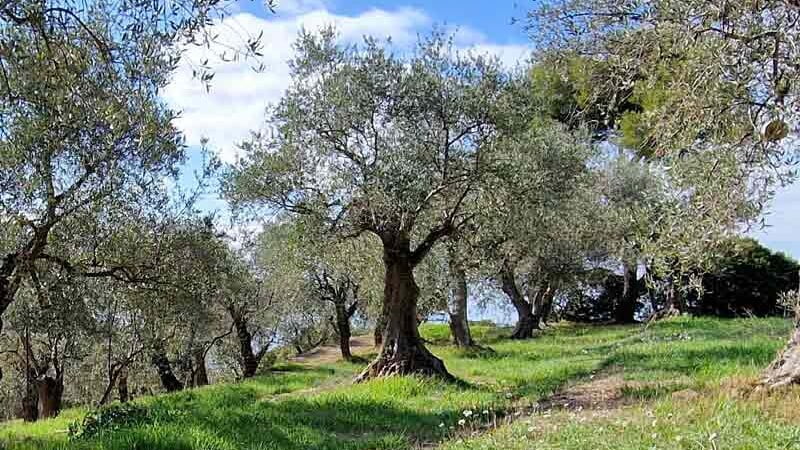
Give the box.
[192,348,210,387]
[500,263,538,340]
[151,344,184,392]
[615,262,638,323]
[447,253,473,347]
[761,322,800,389]
[233,316,262,378]
[356,246,451,382]
[37,375,63,419]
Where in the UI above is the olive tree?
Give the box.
[527,0,800,388]
[476,112,596,339]
[225,30,507,380]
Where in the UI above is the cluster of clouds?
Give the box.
[162,0,530,163]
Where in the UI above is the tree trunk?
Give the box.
[37,375,63,419]
[20,376,38,422]
[233,316,262,378]
[118,367,130,402]
[447,251,473,347]
[151,344,184,392]
[356,243,451,382]
[615,262,638,323]
[374,301,389,347]
[500,263,538,339]
[192,348,209,387]
[335,303,353,361]
[665,280,682,315]
[540,289,555,325]
[761,322,800,388]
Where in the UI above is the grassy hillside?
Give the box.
[0,317,796,449]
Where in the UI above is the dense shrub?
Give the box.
[692,238,799,317]
[69,403,151,440]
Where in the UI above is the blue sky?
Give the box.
[166,0,800,260]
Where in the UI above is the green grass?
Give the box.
[1,317,796,449]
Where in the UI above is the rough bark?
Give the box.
[21,372,38,422]
[37,375,63,419]
[192,348,209,387]
[500,263,538,340]
[761,323,800,388]
[447,251,473,347]
[540,289,555,325]
[118,367,130,403]
[356,240,452,382]
[151,344,184,392]
[232,315,268,378]
[334,302,357,361]
[615,262,639,323]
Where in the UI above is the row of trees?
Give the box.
[1,0,799,421]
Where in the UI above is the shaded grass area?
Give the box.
[0,317,794,449]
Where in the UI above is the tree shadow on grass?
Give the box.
[3,370,473,450]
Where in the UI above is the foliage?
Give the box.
[68,402,151,441]
[692,237,800,317]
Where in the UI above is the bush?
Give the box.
[693,237,799,317]
[69,402,151,440]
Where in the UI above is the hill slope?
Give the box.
[0,317,796,449]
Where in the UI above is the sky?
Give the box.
[162,0,800,262]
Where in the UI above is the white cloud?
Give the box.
[162,6,531,163]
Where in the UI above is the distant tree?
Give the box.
[225,30,507,380]
[258,220,382,361]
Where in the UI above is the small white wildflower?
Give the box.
[463,410,473,418]
[439,423,445,428]
[709,432,718,441]
[505,392,513,399]
[482,410,489,415]
[458,419,466,426]
[527,426,535,433]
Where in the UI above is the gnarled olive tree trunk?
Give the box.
[37,374,64,419]
[447,252,473,347]
[151,343,183,392]
[500,262,539,340]
[334,302,357,360]
[192,348,210,387]
[356,238,451,381]
[20,369,38,422]
[615,262,639,323]
[118,367,130,403]
[761,321,800,389]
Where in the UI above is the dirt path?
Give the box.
[290,335,375,364]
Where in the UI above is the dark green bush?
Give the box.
[69,402,151,440]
